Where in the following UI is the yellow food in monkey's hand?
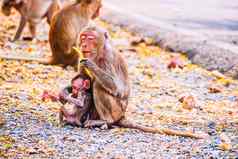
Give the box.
[73,47,93,79]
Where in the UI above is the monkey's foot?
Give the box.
[100,123,108,130]
[23,36,35,41]
[84,120,107,128]
[59,120,82,128]
[59,121,66,127]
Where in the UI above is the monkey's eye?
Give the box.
[80,35,87,40]
[87,35,96,40]
[72,85,80,91]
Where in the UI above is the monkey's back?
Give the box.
[49,4,90,66]
[92,50,130,123]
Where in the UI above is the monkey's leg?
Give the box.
[75,116,83,127]
[27,23,37,41]
[12,17,26,42]
[76,103,91,125]
[46,0,61,25]
[84,120,108,129]
[59,107,65,126]
[93,83,125,124]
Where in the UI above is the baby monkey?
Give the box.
[59,75,92,127]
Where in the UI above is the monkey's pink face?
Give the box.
[80,31,98,59]
[72,82,81,98]
[72,79,90,97]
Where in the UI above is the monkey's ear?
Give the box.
[83,80,90,89]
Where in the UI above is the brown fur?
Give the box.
[80,26,207,139]
[0,0,102,68]
[47,0,102,67]
[1,0,61,41]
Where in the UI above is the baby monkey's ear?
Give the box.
[83,79,90,90]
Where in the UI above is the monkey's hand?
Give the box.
[80,59,95,78]
[23,36,34,41]
[80,59,97,70]
[80,58,122,98]
[59,91,68,104]
[67,97,84,108]
[59,86,72,104]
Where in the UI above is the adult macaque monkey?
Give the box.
[0,0,101,68]
[77,26,207,139]
[1,0,61,41]
[48,0,102,67]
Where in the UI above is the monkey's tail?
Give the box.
[117,118,207,139]
[0,54,54,65]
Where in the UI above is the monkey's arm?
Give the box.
[59,106,66,125]
[59,86,72,104]
[81,59,126,98]
[81,93,93,111]
[46,0,61,25]
[67,97,84,108]
[59,86,85,107]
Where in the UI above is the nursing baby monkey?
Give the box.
[59,74,92,126]
[1,0,61,41]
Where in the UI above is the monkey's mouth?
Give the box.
[82,51,95,58]
[82,51,92,54]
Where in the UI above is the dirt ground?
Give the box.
[0,10,237,158]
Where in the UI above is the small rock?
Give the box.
[27,147,39,155]
[208,86,222,93]
[179,95,196,110]
[211,70,226,79]
[219,143,232,151]
[168,56,185,69]
[219,133,232,151]
[0,115,5,127]
[207,121,217,136]
[130,37,145,46]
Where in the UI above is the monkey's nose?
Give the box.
[81,43,88,48]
